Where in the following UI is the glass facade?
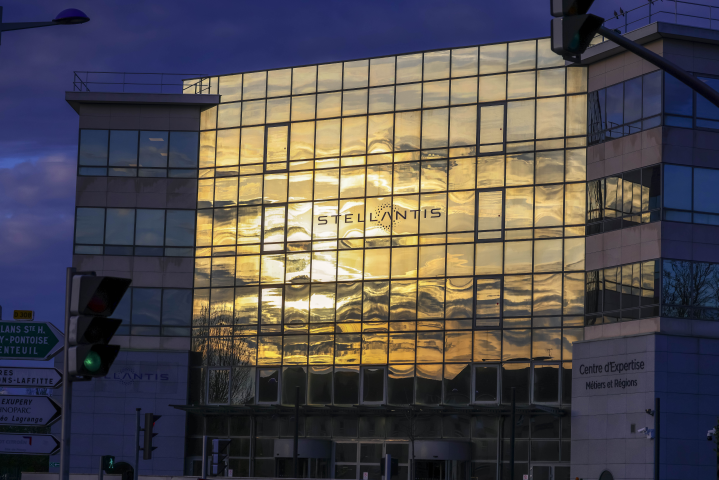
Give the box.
[183,38,586,478]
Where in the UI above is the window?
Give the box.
[588,70,662,144]
[474,364,498,402]
[663,164,719,225]
[586,165,661,235]
[113,287,192,336]
[78,129,199,177]
[257,368,280,403]
[362,366,385,403]
[74,207,195,256]
[585,259,660,324]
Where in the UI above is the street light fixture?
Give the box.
[0,6,89,44]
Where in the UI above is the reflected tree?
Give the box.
[662,260,718,317]
[195,304,255,404]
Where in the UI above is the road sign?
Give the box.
[0,433,60,455]
[0,395,62,427]
[0,367,62,388]
[13,310,34,321]
[0,321,63,360]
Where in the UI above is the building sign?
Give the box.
[577,358,645,392]
[106,367,171,386]
[314,203,444,235]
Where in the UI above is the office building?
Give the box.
[58,16,719,480]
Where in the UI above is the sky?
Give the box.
[0,0,691,344]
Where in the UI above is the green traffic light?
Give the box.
[83,350,102,372]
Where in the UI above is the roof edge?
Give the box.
[65,91,219,114]
[579,21,719,65]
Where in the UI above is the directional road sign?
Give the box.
[0,367,62,388]
[0,395,62,426]
[0,433,60,455]
[0,321,63,360]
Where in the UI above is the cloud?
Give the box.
[0,154,75,326]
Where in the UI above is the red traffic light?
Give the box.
[70,276,131,316]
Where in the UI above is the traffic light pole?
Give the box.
[59,267,76,480]
[597,26,719,110]
[135,408,141,480]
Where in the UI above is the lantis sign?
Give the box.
[105,367,171,386]
[317,203,443,234]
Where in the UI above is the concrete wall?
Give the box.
[50,350,189,476]
[571,331,719,480]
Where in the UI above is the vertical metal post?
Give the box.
[134,408,141,480]
[202,434,208,479]
[654,397,661,480]
[293,386,300,478]
[60,267,76,480]
[384,454,392,480]
[98,456,104,480]
[249,415,255,477]
[510,387,516,480]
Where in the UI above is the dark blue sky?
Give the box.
[0,0,672,334]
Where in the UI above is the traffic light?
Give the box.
[211,439,231,476]
[101,455,115,473]
[68,275,130,377]
[550,0,604,58]
[142,413,161,460]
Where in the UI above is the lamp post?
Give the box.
[0,7,89,44]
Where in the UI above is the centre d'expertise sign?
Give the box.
[578,358,645,392]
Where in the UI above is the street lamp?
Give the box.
[0,7,89,44]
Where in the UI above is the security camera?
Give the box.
[637,427,654,439]
[637,427,647,434]
[708,428,716,441]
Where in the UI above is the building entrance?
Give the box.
[275,457,329,478]
[413,460,467,480]
[530,465,570,480]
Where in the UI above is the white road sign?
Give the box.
[0,367,62,388]
[0,433,60,455]
[0,395,62,426]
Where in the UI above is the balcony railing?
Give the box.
[590,0,719,47]
[72,71,208,94]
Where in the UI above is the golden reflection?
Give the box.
[309,335,334,364]
[389,333,415,362]
[416,331,444,363]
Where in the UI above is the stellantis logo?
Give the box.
[317,203,442,234]
[108,367,171,386]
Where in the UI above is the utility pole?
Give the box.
[134,408,141,480]
[59,267,75,480]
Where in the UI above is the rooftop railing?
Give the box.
[72,71,209,94]
[590,0,719,47]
